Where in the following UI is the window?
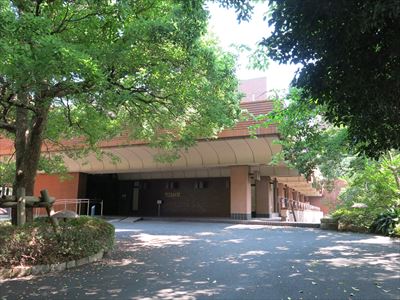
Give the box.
[194,180,208,189]
[142,182,151,190]
[165,181,179,189]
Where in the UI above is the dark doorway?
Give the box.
[117,181,141,216]
[86,174,119,215]
[85,176,230,217]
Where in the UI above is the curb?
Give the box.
[0,249,107,280]
[142,217,321,228]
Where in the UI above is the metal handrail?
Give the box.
[34,198,103,217]
[280,198,320,211]
[0,186,13,219]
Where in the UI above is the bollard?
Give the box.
[16,187,26,226]
[157,199,162,217]
[90,205,96,216]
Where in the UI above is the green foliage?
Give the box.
[254,88,351,183]
[331,208,372,231]
[339,152,400,211]
[370,208,400,236]
[332,151,400,233]
[0,0,243,189]
[211,0,255,22]
[0,159,14,184]
[393,224,400,237]
[2,0,240,146]
[264,0,400,157]
[0,216,114,267]
[37,155,69,180]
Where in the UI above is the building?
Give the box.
[0,78,322,222]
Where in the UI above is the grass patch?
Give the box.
[0,216,114,268]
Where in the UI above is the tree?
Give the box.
[0,0,242,197]
[332,150,400,232]
[254,88,351,187]
[263,0,400,157]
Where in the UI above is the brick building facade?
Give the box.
[1,78,323,221]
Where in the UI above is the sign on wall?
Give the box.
[164,192,181,198]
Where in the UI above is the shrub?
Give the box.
[370,208,400,236]
[331,207,373,232]
[0,217,114,268]
[393,224,400,237]
[332,151,400,233]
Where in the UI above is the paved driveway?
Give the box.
[1,221,399,300]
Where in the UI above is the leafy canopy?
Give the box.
[263,0,400,157]
[0,0,242,183]
[254,88,351,185]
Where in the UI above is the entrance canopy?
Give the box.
[63,136,280,173]
[61,135,320,197]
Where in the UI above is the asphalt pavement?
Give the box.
[1,220,399,300]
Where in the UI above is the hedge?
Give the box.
[0,216,114,268]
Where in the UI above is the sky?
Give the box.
[207,2,300,91]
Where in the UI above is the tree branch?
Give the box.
[0,121,16,133]
[40,80,94,100]
[51,3,70,34]
[35,0,43,16]
[6,96,37,113]
[108,80,174,105]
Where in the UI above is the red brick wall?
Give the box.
[34,173,80,199]
[33,173,82,214]
[309,179,347,215]
[308,197,326,215]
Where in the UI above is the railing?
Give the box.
[34,199,104,217]
[0,186,13,220]
[0,186,13,197]
[280,198,320,211]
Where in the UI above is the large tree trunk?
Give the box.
[12,98,49,224]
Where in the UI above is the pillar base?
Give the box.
[231,213,251,220]
[255,213,269,218]
[255,213,281,218]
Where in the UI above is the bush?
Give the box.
[331,207,373,232]
[370,208,400,237]
[393,224,400,237]
[331,151,400,233]
[0,217,114,268]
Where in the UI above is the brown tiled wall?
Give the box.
[133,178,230,217]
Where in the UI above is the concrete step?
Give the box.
[106,216,142,223]
[142,217,320,228]
[119,217,142,223]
